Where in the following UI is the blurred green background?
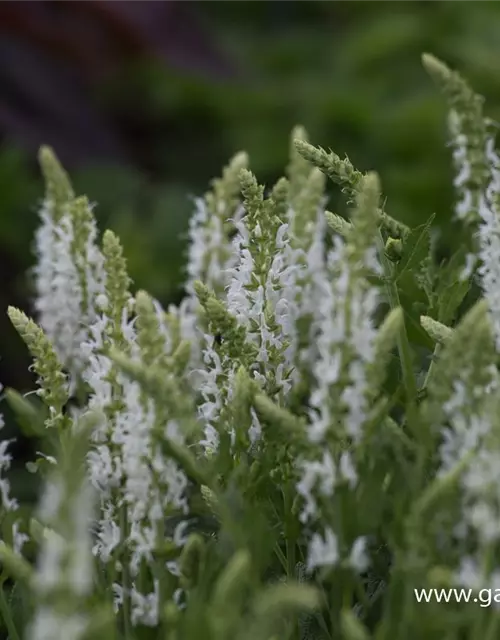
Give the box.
[1,0,500,475]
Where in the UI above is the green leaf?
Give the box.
[3,388,46,438]
[7,581,32,638]
[394,214,435,284]
[435,249,471,325]
[437,279,470,326]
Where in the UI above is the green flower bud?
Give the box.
[420,315,453,344]
[8,307,68,429]
[38,145,74,223]
[179,534,205,589]
[325,211,352,238]
[384,237,403,263]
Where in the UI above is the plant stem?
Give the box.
[0,577,20,640]
[483,612,500,640]
[119,507,133,640]
[378,234,419,434]
[284,484,296,581]
[422,344,441,391]
[284,483,299,640]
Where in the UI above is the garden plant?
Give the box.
[1,54,500,640]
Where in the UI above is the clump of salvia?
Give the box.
[1,54,500,640]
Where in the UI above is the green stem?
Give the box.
[378,233,419,435]
[119,507,133,640]
[471,543,496,640]
[422,344,441,391]
[284,485,296,581]
[484,612,500,640]
[273,543,288,574]
[283,484,299,640]
[0,577,20,640]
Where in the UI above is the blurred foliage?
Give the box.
[2,0,500,401]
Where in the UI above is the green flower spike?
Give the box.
[424,299,495,426]
[135,289,170,369]
[38,145,74,223]
[294,138,363,204]
[206,150,249,222]
[101,229,133,347]
[287,126,327,245]
[287,125,314,204]
[325,210,352,238]
[422,53,490,225]
[7,307,68,430]
[194,281,256,363]
[420,315,454,344]
[347,171,382,266]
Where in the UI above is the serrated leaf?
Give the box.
[394,214,435,284]
[437,279,470,325]
[396,286,433,350]
[434,248,471,325]
[414,254,436,303]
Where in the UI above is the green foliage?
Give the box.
[4,50,500,640]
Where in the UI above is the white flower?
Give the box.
[12,521,29,555]
[460,253,477,281]
[248,408,263,445]
[339,451,358,488]
[27,609,89,640]
[0,438,18,512]
[112,583,124,613]
[130,581,160,627]
[456,556,483,590]
[92,502,121,562]
[186,199,242,296]
[33,529,64,591]
[68,482,95,595]
[226,217,304,399]
[195,334,224,451]
[439,367,498,476]
[307,235,379,445]
[449,115,473,220]
[306,527,339,572]
[29,466,95,640]
[348,537,369,573]
[33,205,105,389]
[296,452,336,524]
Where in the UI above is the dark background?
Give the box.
[1,0,500,492]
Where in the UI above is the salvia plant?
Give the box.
[2,53,500,640]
